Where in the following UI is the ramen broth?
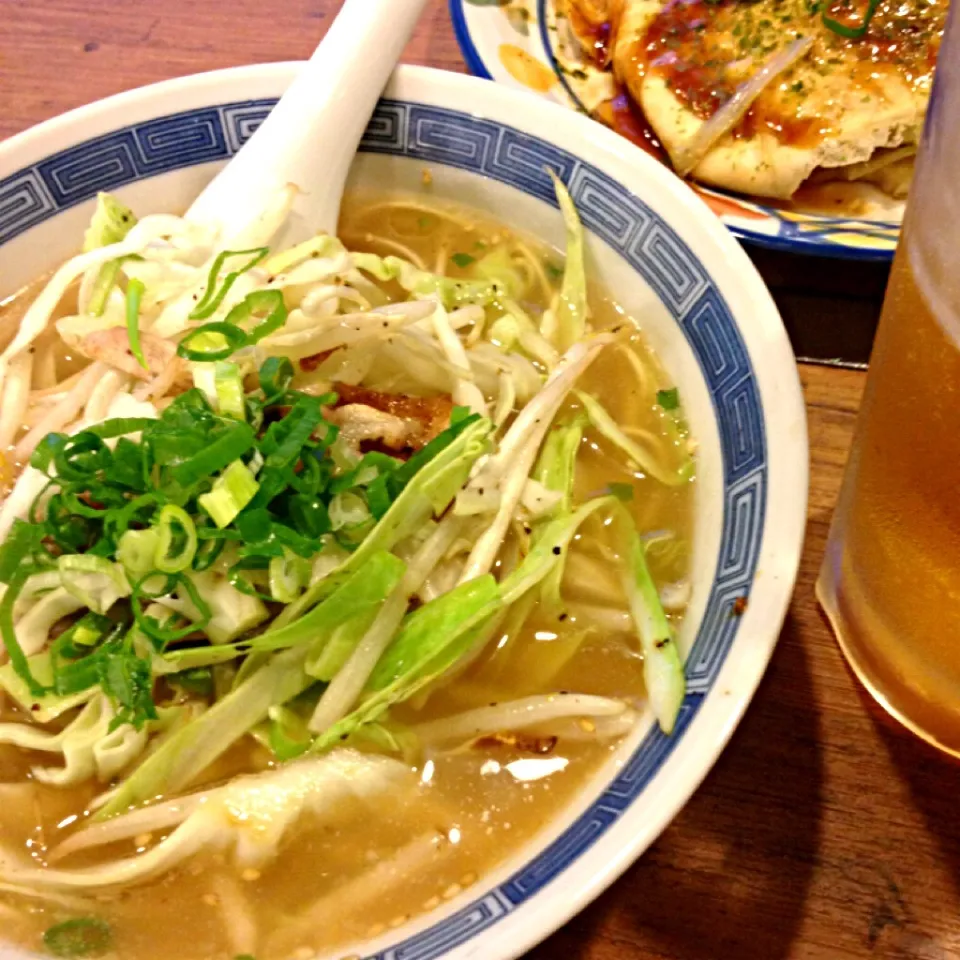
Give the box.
[0,194,694,959]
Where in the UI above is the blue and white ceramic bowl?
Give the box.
[0,64,808,960]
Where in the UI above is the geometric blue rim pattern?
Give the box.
[448,0,898,264]
[0,98,767,958]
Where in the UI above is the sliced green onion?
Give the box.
[272,525,323,558]
[97,632,158,729]
[105,492,161,544]
[258,356,294,400]
[154,504,197,573]
[0,519,44,585]
[53,432,111,482]
[259,396,326,465]
[103,437,153,492]
[387,413,481,499]
[214,360,246,420]
[190,360,217,407]
[227,556,275,601]
[822,0,880,37]
[117,528,160,578]
[53,653,104,697]
[288,494,331,539]
[169,667,214,697]
[0,570,45,696]
[328,491,371,531]
[234,507,273,544]
[52,611,114,662]
[328,451,396,495]
[365,477,392,520]
[86,418,156,440]
[131,573,208,644]
[168,421,256,486]
[177,322,248,362]
[199,460,260,528]
[43,917,112,958]
[656,387,680,411]
[225,289,288,344]
[125,277,148,370]
[181,292,287,364]
[189,247,269,320]
[192,527,229,571]
[30,433,69,474]
[58,555,131,614]
[269,548,311,603]
[69,615,111,649]
[59,484,123,521]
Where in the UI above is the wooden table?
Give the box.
[3,3,958,958]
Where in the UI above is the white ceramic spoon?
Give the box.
[186,0,430,246]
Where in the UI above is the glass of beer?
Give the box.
[817,9,960,755]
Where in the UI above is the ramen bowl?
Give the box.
[0,63,807,960]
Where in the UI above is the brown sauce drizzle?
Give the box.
[594,86,668,161]
[636,0,944,148]
[568,3,613,67]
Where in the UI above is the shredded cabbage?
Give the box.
[0,179,696,887]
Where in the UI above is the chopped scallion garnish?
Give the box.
[822,0,880,37]
[656,387,680,411]
[177,321,248,362]
[214,361,246,420]
[154,504,198,573]
[43,917,112,958]
[189,247,269,320]
[199,461,260,528]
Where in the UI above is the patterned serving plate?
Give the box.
[450,0,904,261]
[0,63,807,958]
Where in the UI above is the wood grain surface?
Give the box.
[4,3,959,958]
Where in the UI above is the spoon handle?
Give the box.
[187,0,430,242]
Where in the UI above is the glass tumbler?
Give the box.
[817,9,960,755]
